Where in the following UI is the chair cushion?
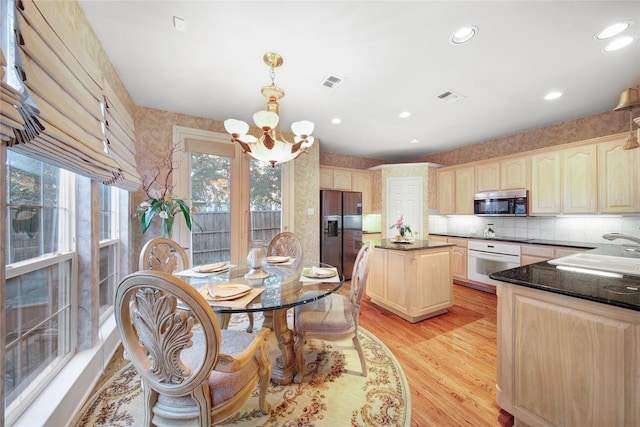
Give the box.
[159,329,259,408]
[295,294,355,333]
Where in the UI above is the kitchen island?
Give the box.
[490,247,640,427]
[367,239,454,323]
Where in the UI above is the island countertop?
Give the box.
[375,239,455,251]
[490,245,640,312]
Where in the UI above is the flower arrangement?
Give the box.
[135,145,192,239]
[389,211,411,238]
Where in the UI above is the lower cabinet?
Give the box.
[367,246,453,323]
[496,283,640,426]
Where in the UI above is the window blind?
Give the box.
[102,79,141,190]
[4,0,141,190]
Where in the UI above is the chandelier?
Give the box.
[224,52,315,167]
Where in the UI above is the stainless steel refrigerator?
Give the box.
[320,190,363,280]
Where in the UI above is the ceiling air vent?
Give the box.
[321,74,344,91]
[436,90,465,103]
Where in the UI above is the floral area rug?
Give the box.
[72,313,411,426]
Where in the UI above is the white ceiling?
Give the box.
[79,1,640,162]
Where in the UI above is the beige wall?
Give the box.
[320,109,630,169]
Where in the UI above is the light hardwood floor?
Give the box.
[358,284,501,427]
[94,283,500,426]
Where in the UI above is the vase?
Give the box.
[162,219,174,240]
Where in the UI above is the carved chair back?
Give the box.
[139,237,189,273]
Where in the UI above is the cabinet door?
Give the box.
[562,145,597,214]
[366,248,385,300]
[451,246,467,280]
[530,151,561,214]
[319,167,334,189]
[333,170,352,190]
[351,171,371,214]
[501,157,528,190]
[437,169,455,215]
[598,137,640,213]
[476,162,500,192]
[454,166,475,214]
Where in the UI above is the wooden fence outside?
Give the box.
[191,210,281,265]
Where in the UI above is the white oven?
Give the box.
[467,240,521,286]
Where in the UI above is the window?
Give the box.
[190,152,232,264]
[250,159,282,242]
[98,184,119,319]
[5,150,76,416]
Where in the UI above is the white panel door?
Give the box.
[386,177,423,237]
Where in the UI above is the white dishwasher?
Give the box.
[467,240,521,286]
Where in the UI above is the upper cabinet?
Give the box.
[476,157,528,192]
[562,144,598,214]
[437,169,455,215]
[320,166,372,213]
[597,135,640,213]
[530,151,561,214]
[455,167,475,215]
[437,166,474,215]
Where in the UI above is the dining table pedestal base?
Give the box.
[268,308,298,385]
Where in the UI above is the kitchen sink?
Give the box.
[549,252,640,277]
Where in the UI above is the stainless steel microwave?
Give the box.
[473,189,528,216]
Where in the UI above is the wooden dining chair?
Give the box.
[293,241,373,383]
[243,232,305,332]
[139,237,189,273]
[115,270,271,426]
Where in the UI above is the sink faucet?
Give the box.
[602,232,640,245]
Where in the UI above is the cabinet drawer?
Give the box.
[447,237,468,248]
[521,244,554,258]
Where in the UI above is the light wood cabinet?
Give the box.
[319,168,334,189]
[476,157,528,192]
[501,157,528,190]
[437,169,455,215]
[455,167,475,215]
[351,171,372,214]
[530,151,561,214]
[476,162,501,192]
[320,166,372,213]
[333,169,352,190]
[520,244,586,266]
[597,135,640,213]
[447,237,467,281]
[497,283,640,426]
[367,245,454,323]
[562,144,598,213]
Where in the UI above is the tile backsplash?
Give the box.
[363,214,382,233]
[428,215,640,245]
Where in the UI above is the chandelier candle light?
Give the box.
[224,52,315,167]
[614,87,640,150]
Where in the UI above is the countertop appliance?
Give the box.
[320,190,362,280]
[474,189,528,216]
[467,240,521,286]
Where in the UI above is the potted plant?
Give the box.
[135,145,192,239]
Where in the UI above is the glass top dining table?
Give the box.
[175,259,344,314]
[174,258,344,385]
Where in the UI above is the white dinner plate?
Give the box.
[267,256,290,264]
[207,283,251,300]
[194,262,229,273]
[302,267,337,279]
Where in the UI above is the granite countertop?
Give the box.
[428,232,597,249]
[375,238,455,251]
[490,245,640,312]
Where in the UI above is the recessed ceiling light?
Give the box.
[331,118,342,125]
[544,91,563,101]
[596,22,631,40]
[604,36,634,52]
[450,26,478,44]
[409,138,420,144]
[399,111,411,119]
